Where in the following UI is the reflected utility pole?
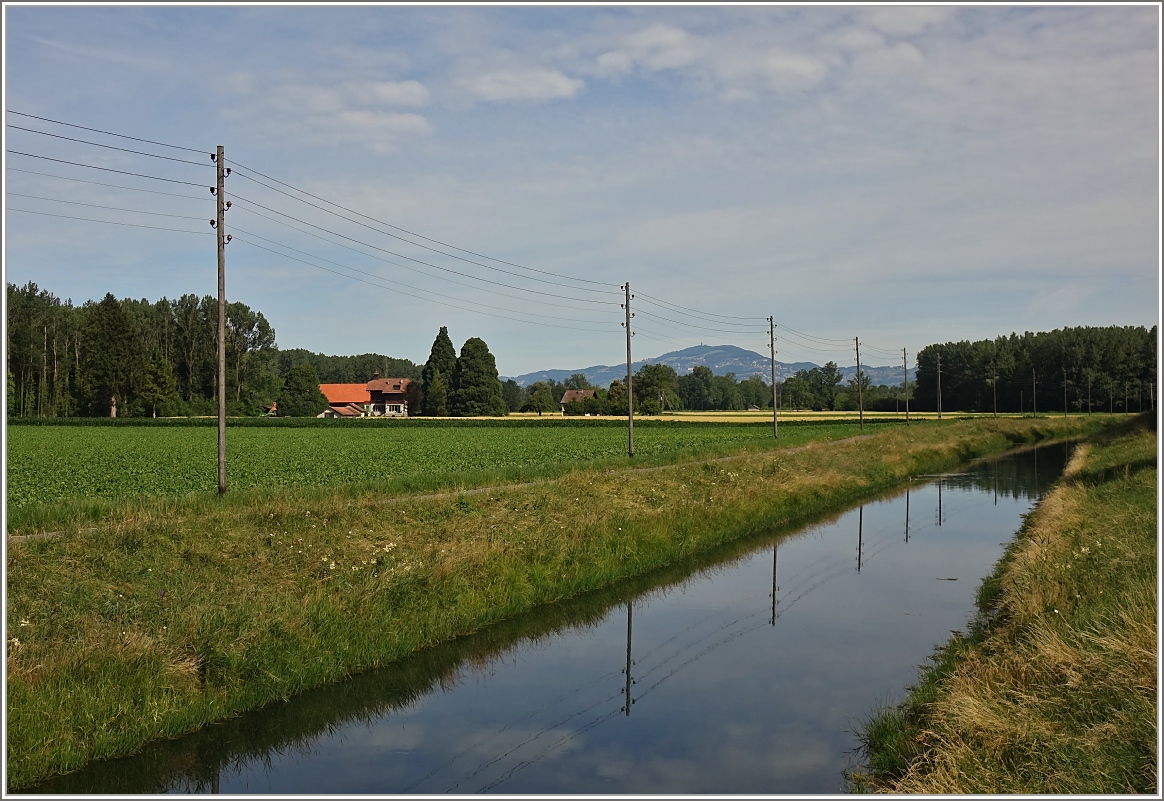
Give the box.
[938,479,943,527]
[622,601,634,716]
[856,505,864,572]
[770,542,779,625]
[904,488,910,543]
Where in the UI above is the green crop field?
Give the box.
[5,419,885,514]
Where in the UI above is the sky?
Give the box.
[3,4,1160,377]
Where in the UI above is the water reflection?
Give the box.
[28,442,1072,795]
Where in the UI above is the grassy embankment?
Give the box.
[852,414,1157,794]
[6,415,1101,790]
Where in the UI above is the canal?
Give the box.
[30,442,1071,794]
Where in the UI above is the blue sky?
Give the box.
[3,5,1159,376]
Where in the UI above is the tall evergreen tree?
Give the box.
[421,326,457,416]
[425,368,449,417]
[80,293,142,417]
[449,337,508,417]
[140,348,178,418]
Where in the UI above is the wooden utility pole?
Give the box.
[903,348,910,426]
[1031,368,1036,416]
[936,352,942,419]
[1063,367,1068,416]
[1124,381,1129,414]
[991,368,998,418]
[769,316,778,439]
[622,283,634,457]
[214,145,227,495]
[1088,373,1092,415]
[855,337,864,430]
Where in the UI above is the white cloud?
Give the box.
[824,27,887,52]
[853,41,925,75]
[333,109,431,136]
[363,79,430,106]
[862,7,955,37]
[458,67,583,102]
[590,22,828,94]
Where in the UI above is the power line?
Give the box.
[230,219,619,316]
[9,192,206,220]
[8,207,211,235]
[6,110,208,153]
[633,288,767,322]
[230,225,619,323]
[6,166,208,199]
[227,195,614,306]
[7,150,209,186]
[231,235,617,332]
[774,322,851,345]
[227,162,620,294]
[633,307,767,335]
[7,124,212,167]
[634,295,769,328]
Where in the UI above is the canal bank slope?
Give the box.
[853,414,1157,794]
[6,416,1103,790]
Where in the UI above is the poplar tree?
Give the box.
[421,326,457,416]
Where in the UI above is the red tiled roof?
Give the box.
[320,383,371,405]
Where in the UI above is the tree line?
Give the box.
[5,282,426,419]
[9,283,1155,419]
[7,282,280,418]
[913,326,1157,414]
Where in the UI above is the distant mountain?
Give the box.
[504,344,912,388]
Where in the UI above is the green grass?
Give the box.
[6,418,892,532]
[5,415,1104,791]
[851,414,1157,794]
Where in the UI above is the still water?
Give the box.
[32,443,1070,795]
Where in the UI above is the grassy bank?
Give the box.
[6,416,1101,790]
[851,415,1157,793]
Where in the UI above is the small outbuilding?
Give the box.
[560,388,597,414]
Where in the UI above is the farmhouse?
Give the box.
[318,374,412,418]
[559,388,597,413]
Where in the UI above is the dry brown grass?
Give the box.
[865,423,1157,794]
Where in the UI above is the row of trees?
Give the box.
[526,363,907,416]
[913,326,1157,414]
[416,326,509,417]
[5,282,425,419]
[7,282,279,418]
[10,283,1153,419]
